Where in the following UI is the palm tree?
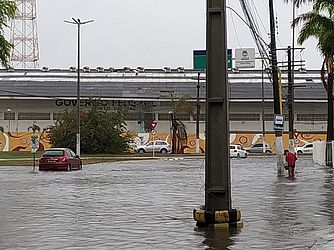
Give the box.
[292,0,334,142]
[0,1,16,68]
[284,0,314,7]
[28,123,41,134]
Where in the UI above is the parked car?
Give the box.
[295,143,313,154]
[136,140,171,154]
[230,144,248,158]
[244,143,272,153]
[39,148,82,171]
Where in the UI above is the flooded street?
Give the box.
[1,156,334,249]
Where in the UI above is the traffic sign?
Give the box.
[151,120,157,130]
[273,114,284,131]
[30,134,39,153]
[151,129,157,135]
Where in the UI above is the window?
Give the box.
[175,113,191,121]
[4,112,15,120]
[305,144,313,148]
[297,114,327,121]
[124,113,138,121]
[158,113,172,121]
[42,150,64,157]
[18,113,50,120]
[229,113,260,121]
[69,149,76,156]
[193,113,205,121]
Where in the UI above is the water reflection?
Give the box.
[196,226,241,249]
[3,158,334,249]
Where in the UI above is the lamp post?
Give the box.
[6,108,11,132]
[65,18,94,156]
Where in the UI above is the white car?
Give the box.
[244,143,272,153]
[136,140,171,154]
[230,144,248,158]
[295,143,313,154]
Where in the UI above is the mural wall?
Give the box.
[0,131,327,153]
[0,131,50,152]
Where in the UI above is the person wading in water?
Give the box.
[284,150,298,179]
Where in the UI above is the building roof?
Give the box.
[0,68,327,102]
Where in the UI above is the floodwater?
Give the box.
[0,156,334,249]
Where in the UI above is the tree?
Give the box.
[292,0,334,142]
[28,123,41,133]
[0,1,16,68]
[169,95,192,153]
[48,105,130,154]
[284,0,313,7]
[0,126,3,133]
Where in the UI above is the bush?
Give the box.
[48,105,130,154]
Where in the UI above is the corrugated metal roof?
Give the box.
[0,68,327,101]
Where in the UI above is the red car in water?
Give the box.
[39,148,82,171]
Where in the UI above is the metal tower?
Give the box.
[10,0,39,68]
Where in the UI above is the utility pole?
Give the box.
[261,59,266,154]
[269,0,285,175]
[196,72,200,154]
[287,46,294,152]
[193,0,242,228]
[205,0,231,211]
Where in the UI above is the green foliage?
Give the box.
[28,123,41,133]
[0,1,16,69]
[292,0,334,140]
[48,105,130,154]
[0,126,3,133]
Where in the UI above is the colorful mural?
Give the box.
[0,131,327,153]
[0,131,50,152]
[132,131,327,154]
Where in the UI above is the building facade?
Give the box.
[0,67,329,152]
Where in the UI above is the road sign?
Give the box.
[273,114,285,131]
[151,129,157,135]
[193,49,233,70]
[294,131,300,139]
[235,48,255,68]
[151,120,157,130]
[227,49,232,69]
[193,50,206,70]
[31,134,39,153]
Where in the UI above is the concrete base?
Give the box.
[193,208,243,229]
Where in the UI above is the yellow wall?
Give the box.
[0,131,327,153]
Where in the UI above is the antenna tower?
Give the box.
[10,0,39,68]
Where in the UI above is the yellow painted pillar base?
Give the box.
[193,208,243,229]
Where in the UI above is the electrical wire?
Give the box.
[228,0,242,47]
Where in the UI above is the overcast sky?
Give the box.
[34,0,318,69]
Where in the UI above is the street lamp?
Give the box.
[65,18,94,156]
[6,108,11,132]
